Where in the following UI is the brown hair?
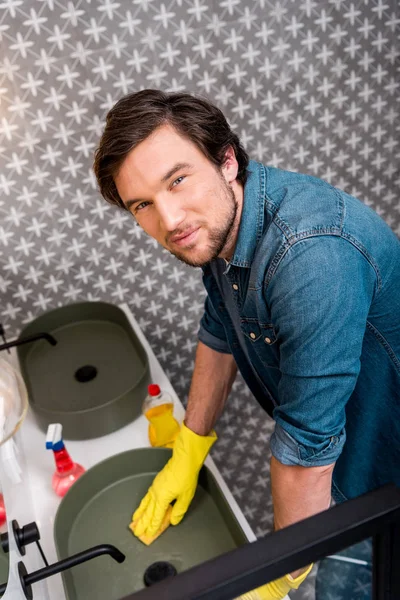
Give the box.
[93,89,249,210]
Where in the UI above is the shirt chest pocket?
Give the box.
[240,319,280,368]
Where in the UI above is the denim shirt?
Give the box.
[198,160,400,503]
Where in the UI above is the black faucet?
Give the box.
[0,544,125,597]
[0,330,57,353]
[0,521,125,598]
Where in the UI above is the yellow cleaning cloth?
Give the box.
[129,505,173,546]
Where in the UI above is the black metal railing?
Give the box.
[120,483,400,600]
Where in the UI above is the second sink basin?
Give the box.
[54,448,248,599]
[0,543,8,596]
[17,302,150,440]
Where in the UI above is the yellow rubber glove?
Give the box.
[236,563,313,600]
[132,423,217,538]
[144,403,180,448]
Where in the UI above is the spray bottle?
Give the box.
[46,423,85,497]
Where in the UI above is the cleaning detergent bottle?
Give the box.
[0,494,6,528]
[46,423,85,497]
[142,384,180,448]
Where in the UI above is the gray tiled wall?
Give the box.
[1,2,399,597]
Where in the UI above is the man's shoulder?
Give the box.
[259,164,344,239]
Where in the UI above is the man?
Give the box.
[94,89,400,599]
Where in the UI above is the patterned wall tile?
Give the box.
[0,2,399,597]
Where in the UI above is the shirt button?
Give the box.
[250,332,256,339]
[232,284,238,290]
[264,337,271,344]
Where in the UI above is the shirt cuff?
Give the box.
[270,423,346,467]
[197,324,232,354]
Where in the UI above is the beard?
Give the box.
[169,180,239,268]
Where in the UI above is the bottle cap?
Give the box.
[148,384,161,396]
[46,423,64,451]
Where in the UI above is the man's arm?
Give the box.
[185,340,237,435]
[270,457,334,577]
[265,235,377,580]
[131,340,237,537]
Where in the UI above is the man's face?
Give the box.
[114,124,242,267]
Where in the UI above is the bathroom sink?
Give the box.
[16,302,150,440]
[0,545,8,596]
[54,448,248,600]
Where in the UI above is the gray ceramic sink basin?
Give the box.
[54,448,248,600]
[0,544,8,596]
[17,302,150,440]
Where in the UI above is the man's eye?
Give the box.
[172,176,185,187]
[134,201,149,212]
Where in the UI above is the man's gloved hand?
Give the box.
[236,563,313,600]
[132,422,217,538]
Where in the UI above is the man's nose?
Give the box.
[157,196,186,232]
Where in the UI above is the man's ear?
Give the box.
[221,146,239,183]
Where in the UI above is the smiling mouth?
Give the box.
[170,228,200,247]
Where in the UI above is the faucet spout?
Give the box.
[0,332,57,353]
[0,544,125,596]
[24,544,125,586]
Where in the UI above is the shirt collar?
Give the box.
[228,159,266,269]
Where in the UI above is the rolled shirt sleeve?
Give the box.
[198,295,232,354]
[268,235,377,467]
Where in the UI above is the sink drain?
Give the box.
[74,365,97,383]
[143,561,177,587]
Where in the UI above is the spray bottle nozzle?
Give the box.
[46,423,64,451]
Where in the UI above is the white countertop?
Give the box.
[3,302,256,600]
